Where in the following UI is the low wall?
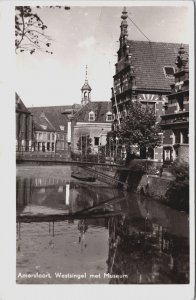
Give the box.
[89,164,176,203]
[136,175,172,201]
[89,165,188,211]
[90,164,172,201]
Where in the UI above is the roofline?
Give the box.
[127,40,189,46]
[16,108,31,115]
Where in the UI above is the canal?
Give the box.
[16,165,189,284]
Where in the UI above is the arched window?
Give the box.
[89,111,95,121]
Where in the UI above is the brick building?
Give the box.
[161,46,189,163]
[16,93,33,151]
[111,7,188,161]
[28,105,81,153]
[70,68,112,153]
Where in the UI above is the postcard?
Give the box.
[0,1,194,300]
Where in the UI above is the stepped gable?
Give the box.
[73,101,112,123]
[126,40,189,92]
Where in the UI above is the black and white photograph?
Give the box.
[0,0,195,299]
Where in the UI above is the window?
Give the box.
[60,125,65,131]
[106,112,113,122]
[47,133,50,140]
[94,137,99,146]
[163,66,175,78]
[174,130,180,144]
[89,111,95,121]
[177,95,184,111]
[141,102,155,113]
[147,102,155,113]
[182,129,189,144]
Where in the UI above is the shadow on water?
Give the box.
[16,173,189,284]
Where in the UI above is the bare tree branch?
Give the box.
[15,6,70,55]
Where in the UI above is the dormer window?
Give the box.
[89,111,95,121]
[60,125,65,131]
[163,66,175,78]
[40,125,47,130]
[106,112,113,122]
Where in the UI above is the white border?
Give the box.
[0,1,194,300]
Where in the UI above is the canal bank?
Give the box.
[85,161,189,213]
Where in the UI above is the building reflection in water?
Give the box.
[16,176,189,284]
[106,212,189,284]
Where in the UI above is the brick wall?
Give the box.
[155,101,165,122]
[154,146,163,161]
[137,175,172,200]
[163,129,173,145]
[179,145,189,162]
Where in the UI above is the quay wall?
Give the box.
[88,164,188,212]
[89,165,173,202]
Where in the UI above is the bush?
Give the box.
[165,180,189,212]
[169,160,189,181]
[127,159,147,174]
[164,160,189,212]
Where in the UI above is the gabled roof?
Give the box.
[73,101,112,123]
[29,105,72,114]
[28,106,70,132]
[116,40,189,92]
[15,93,31,114]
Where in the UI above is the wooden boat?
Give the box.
[71,172,96,182]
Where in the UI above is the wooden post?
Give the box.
[86,135,88,162]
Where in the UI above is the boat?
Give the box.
[71,172,96,182]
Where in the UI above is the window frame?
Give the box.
[89,111,95,121]
[163,66,175,78]
[106,112,113,122]
[94,137,99,146]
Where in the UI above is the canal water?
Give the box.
[16,165,189,284]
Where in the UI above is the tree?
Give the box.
[15,6,70,54]
[77,135,92,156]
[116,101,162,159]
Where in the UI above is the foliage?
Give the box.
[165,180,189,212]
[169,160,189,181]
[164,160,189,212]
[77,135,92,155]
[15,6,70,54]
[127,159,146,173]
[117,101,162,157]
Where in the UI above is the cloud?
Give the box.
[77,36,96,49]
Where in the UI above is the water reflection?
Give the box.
[16,176,124,217]
[107,214,189,284]
[16,174,189,284]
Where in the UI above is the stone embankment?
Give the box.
[85,161,188,212]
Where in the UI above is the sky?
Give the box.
[15,4,191,108]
